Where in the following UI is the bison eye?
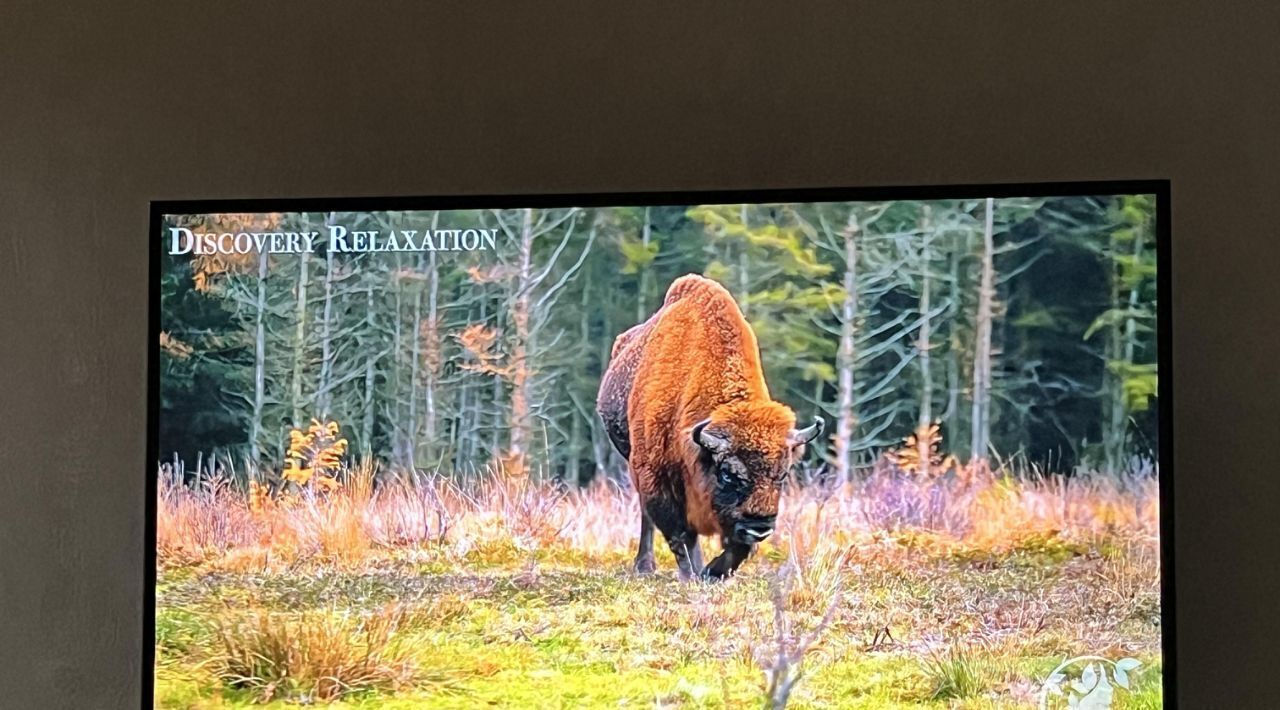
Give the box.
[717,467,734,486]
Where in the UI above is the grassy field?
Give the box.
[154,465,1163,708]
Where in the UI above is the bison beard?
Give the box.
[597,274,824,581]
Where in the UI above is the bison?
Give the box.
[597,274,824,580]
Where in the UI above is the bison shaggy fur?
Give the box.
[597,274,823,580]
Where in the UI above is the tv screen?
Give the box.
[149,184,1171,708]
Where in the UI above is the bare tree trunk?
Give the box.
[423,212,441,467]
[1104,226,1123,472]
[456,365,472,474]
[407,256,423,469]
[508,208,535,474]
[970,198,996,464]
[1117,229,1145,446]
[917,205,934,477]
[290,248,310,428]
[250,249,268,466]
[361,285,377,455]
[445,416,457,479]
[945,232,964,452]
[1106,218,1147,472]
[738,204,751,316]
[491,363,505,461]
[491,371,506,463]
[583,279,609,481]
[597,283,620,480]
[315,246,336,418]
[637,206,653,323]
[391,258,407,468]
[463,297,489,474]
[568,405,583,485]
[833,210,860,486]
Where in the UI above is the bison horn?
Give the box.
[692,418,730,454]
[791,416,825,445]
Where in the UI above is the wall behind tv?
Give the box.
[1,2,1275,706]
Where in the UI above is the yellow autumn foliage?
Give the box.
[889,422,959,477]
[281,419,348,492]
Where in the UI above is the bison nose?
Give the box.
[733,516,776,544]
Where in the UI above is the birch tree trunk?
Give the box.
[290,248,310,428]
[970,198,995,464]
[1106,218,1147,472]
[945,233,964,452]
[567,403,583,485]
[917,205,934,477]
[456,360,472,474]
[637,206,653,323]
[597,283,619,480]
[391,258,406,467]
[489,299,505,464]
[584,278,610,480]
[507,208,535,474]
[361,285,377,455]
[1104,226,1123,472]
[423,212,441,467]
[833,210,860,486]
[461,297,489,474]
[407,257,423,468]
[738,204,751,316]
[250,249,268,466]
[315,246,336,418]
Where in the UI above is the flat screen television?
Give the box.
[148,182,1172,708]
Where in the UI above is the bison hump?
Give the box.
[662,273,735,308]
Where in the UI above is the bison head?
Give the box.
[691,401,825,545]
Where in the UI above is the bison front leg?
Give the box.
[686,537,705,570]
[645,498,702,581]
[666,530,703,581]
[703,540,753,581]
[634,510,656,574]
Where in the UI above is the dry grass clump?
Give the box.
[156,472,259,566]
[210,602,433,703]
[918,644,1010,701]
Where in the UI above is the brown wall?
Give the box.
[1,2,1276,706]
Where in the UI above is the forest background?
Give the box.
[158,195,1159,485]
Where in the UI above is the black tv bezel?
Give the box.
[146,179,1174,707]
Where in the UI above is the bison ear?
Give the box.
[691,418,730,455]
[788,415,826,447]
